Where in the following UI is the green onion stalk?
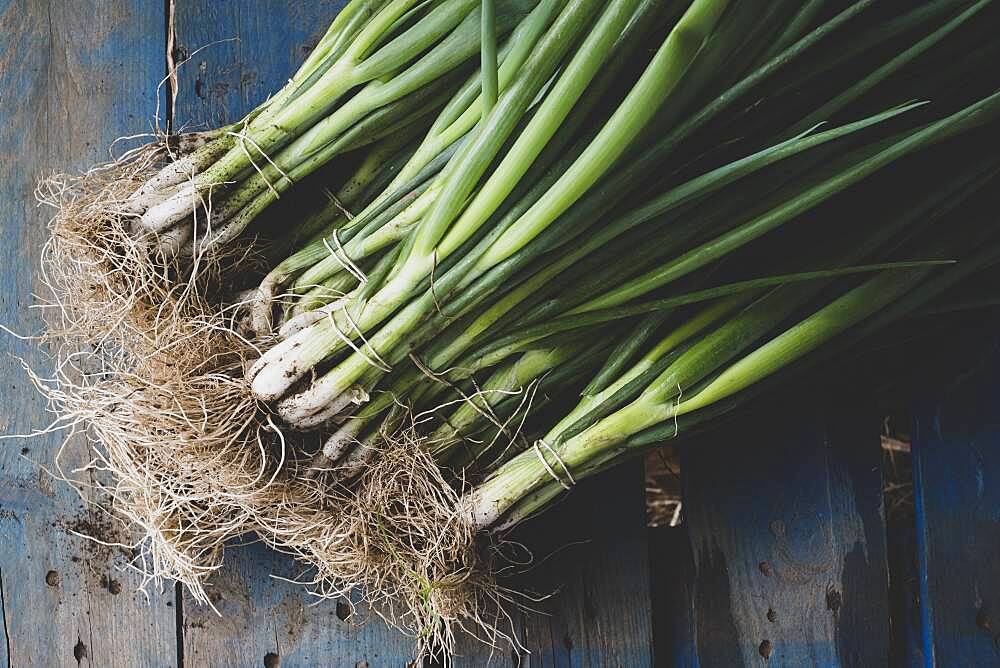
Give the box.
[266,95,984,436]
[245,0,585,332]
[249,0,898,340]
[250,0,673,335]
[242,0,995,437]
[250,10,997,500]
[482,225,999,527]
[246,0,937,414]
[123,0,376,213]
[327,73,1000,480]
[462,130,999,460]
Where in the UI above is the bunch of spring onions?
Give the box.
[55,0,1000,646]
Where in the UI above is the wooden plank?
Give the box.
[452,463,655,667]
[171,0,349,131]
[182,538,414,666]
[170,3,413,664]
[886,513,926,667]
[911,351,1000,666]
[649,525,699,668]
[674,387,890,667]
[0,1,177,667]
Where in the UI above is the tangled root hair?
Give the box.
[247,420,524,663]
[25,304,282,600]
[35,140,261,350]
[26,139,275,600]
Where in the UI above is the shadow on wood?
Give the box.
[451,463,654,667]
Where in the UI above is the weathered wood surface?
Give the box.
[171,0,349,132]
[666,388,891,667]
[170,2,656,666]
[179,465,654,667]
[181,537,415,667]
[911,352,1000,666]
[452,463,655,667]
[886,509,925,667]
[0,1,177,667]
[649,525,698,668]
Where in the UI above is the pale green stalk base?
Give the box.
[463,398,669,529]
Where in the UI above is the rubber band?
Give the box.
[322,229,368,284]
[230,119,292,184]
[228,131,276,197]
[225,123,293,198]
[324,308,392,373]
[532,438,576,491]
[321,187,355,221]
[341,306,392,372]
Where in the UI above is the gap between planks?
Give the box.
[1,566,11,667]
[165,2,186,665]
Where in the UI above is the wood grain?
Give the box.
[912,352,1000,666]
[182,538,414,667]
[886,508,926,667]
[672,387,890,667]
[0,1,176,666]
[452,464,655,667]
[649,525,699,667]
[171,0,349,131]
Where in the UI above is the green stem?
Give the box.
[407,0,606,261]
[678,269,935,414]
[545,295,746,443]
[429,343,578,455]
[786,0,994,137]
[481,0,498,117]
[461,261,948,372]
[473,0,732,269]
[206,0,472,187]
[464,397,666,528]
[372,0,562,199]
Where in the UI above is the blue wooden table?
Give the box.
[2,2,998,667]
